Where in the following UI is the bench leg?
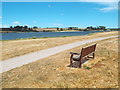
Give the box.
[70,58,73,66]
[93,53,95,58]
[79,60,82,68]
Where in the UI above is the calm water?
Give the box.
[1,31,104,40]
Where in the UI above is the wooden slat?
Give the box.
[80,44,96,58]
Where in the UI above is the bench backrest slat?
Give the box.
[80,44,96,58]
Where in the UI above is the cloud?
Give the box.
[13,21,21,24]
[99,6,117,12]
[2,0,118,13]
[97,2,118,12]
[0,16,2,19]
[33,20,37,23]
[1,24,9,28]
[79,0,119,2]
[52,23,63,26]
[24,24,30,26]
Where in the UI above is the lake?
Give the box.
[1,31,104,40]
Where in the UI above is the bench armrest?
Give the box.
[70,52,80,55]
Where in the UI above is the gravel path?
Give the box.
[0,35,119,73]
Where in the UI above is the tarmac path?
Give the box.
[0,35,119,73]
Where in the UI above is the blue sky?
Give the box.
[1,1,118,28]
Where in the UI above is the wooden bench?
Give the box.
[70,44,96,68]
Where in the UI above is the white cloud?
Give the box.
[97,2,118,12]
[2,0,118,13]
[33,20,37,23]
[79,0,119,2]
[24,24,30,26]
[13,21,21,24]
[1,24,9,28]
[52,23,63,26]
[0,16,2,19]
[99,6,117,12]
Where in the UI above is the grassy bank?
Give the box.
[2,36,119,88]
[1,31,118,60]
[1,35,77,41]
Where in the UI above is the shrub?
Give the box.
[31,36,37,39]
[83,66,91,70]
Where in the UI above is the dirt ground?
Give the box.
[1,32,119,88]
[1,31,118,60]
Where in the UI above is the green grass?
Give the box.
[83,65,92,70]
[31,36,37,39]
[88,33,95,35]
[1,35,77,41]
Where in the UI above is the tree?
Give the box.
[87,26,93,30]
[60,28,63,31]
[10,26,13,30]
[33,26,38,28]
[99,26,106,30]
[68,27,78,30]
[57,28,59,31]
[10,26,13,28]
[24,26,28,28]
[68,27,73,30]
[14,25,21,31]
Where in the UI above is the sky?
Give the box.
[0,0,119,28]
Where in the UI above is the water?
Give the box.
[1,31,104,40]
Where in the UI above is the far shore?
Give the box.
[0,29,114,33]
[0,31,23,33]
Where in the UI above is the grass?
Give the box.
[31,36,37,39]
[88,33,95,35]
[83,65,92,70]
[1,31,118,60]
[2,35,76,41]
[2,37,119,88]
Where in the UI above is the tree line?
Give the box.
[86,26,106,30]
[9,26,38,32]
[2,25,107,32]
[57,26,106,31]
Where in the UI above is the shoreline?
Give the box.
[1,35,78,41]
[1,31,118,60]
[0,29,115,33]
[1,30,112,41]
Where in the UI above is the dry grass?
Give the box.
[2,36,119,88]
[1,31,118,60]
